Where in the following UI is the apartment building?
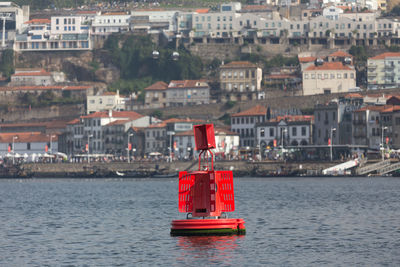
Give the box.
[92,12,130,35]
[14,15,91,51]
[368,52,400,90]
[302,61,356,96]
[144,122,167,155]
[231,105,267,147]
[166,80,210,107]
[352,106,385,150]
[313,97,362,146]
[219,61,262,101]
[87,90,127,114]
[0,2,29,49]
[144,81,168,109]
[256,115,313,149]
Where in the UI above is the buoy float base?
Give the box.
[170,218,246,236]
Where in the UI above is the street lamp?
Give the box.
[87,134,93,165]
[381,126,388,161]
[167,131,175,162]
[47,134,56,154]
[12,136,18,165]
[330,127,336,161]
[127,133,133,163]
[281,128,287,158]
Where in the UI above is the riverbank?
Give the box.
[0,160,339,178]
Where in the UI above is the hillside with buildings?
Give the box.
[2,1,400,164]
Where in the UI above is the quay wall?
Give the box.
[20,160,335,178]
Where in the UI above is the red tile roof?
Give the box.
[0,85,91,92]
[305,61,353,71]
[145,81,168,91]
[232,105,267,117]
[345,93,363,98]
[196,8,209,13]
[220,61,257,68]
[24,19,50,24]
[67,118,81,125]
[328,51,352,58]
[298,56,316,63]
[12,69,51,77]
[369,52,400,60]
[81,111,143,120]
[147,122,166,128]
[355,105,387,112]
[0,132,57,143]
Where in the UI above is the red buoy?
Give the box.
[170,124,246,236]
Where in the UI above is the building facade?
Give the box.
[302,61,356,96]
[231,105,267,147]
[219,61,263,101]
[368,52,400,90]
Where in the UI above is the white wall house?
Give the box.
[0,132,58,159]
[87,90,127,114]
[92,12,130,35]
[10,69,53,86]
[302,61,356,96]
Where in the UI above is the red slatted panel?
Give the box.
[178,171,195,213]
[216,171,235,212]
[209,171,216,212]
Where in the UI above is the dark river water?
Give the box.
[0,177,399,266]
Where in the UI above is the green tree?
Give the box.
[0,49,14,78]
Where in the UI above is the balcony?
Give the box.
[367,72,377,77]
[368,64,377,69]
[384,64,395,70]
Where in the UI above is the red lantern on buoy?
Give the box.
[170,124,246,236]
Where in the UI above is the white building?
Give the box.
[302,61,356,95]
[77,110,158,155]
[14,16,91,51]
[0,2,29,49]
[130,10,179,33]
[87,90,127,114]
[10,68,53,86]
[92,12,130,35]
[256,115,313,149]
[0,132,58,159]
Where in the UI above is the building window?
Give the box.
[260,128,265,137]
[27,143,31,150]
[292,127,297,136]
[269,128,274,137]
[301,127,306,136]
